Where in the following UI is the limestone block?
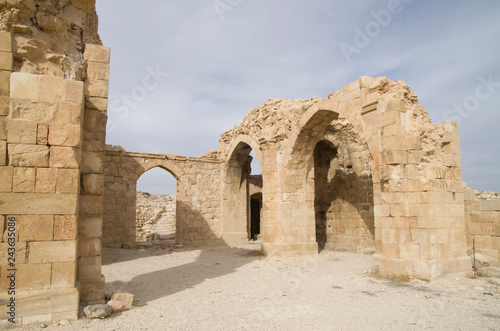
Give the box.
[10,99,57,122]
[54,102,83,125]
[19,215,53,241]
[0,140,5,165]
[80,195,103,215]
[79,275,105,304]
[48,123,81,147]
[0,241,26,264]
[84,109,107,132]
[13,167,35,193]
[82,174,103,195]
[87,61,110,81]
[78,256,102,280]
[7,119,37,144]
[479,199,500,211]
[0,52,13,71]
[0,115,6,140]
[10,72,38,101]
[51,262,76,288]
[0,32,12,52]
[9,143,49,167]
[37,123,49,145]
[85,96,108,111]
[79,216,102,238]
[0,166,13,192]
[0,193,78,214]
[78,237,101,257]
[84,79,109,98]
[29,240,76,263]
[56,169,80,194]
[64,80,84,104]
[383,150,406,165]
[110,292,134,308]
[83,138,105,152]
[54,215,77,240]
[16,263,52,290]
[81,151,103,173]
[0,95,8,115]
[35,168,56,193]
[17,288,79,317]
[0,70,10,92]
[378,110,401,127]
[84,44,111,63]
[49,146,81,168]
[39,75,64,103]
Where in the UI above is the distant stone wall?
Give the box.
[464,187,500,265]
[136,191,176,241]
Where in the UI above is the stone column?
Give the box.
[77,45,110,304]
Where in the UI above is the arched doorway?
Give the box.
[136,166,178,243]
[312,132,375,253]
[222,141,264,243]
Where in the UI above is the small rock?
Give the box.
[41,323,47,328]
[111,292,134,308]
[121,243,131,249]
[175,244,184,249]
[58,319,70,326]
[107,300,126,312]
[84,304,112,319]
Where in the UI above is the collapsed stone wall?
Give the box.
[464,187,500,265]
[136,191,176,241]
[103,146,222,248]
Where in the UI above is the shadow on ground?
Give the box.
[103,243,262,303]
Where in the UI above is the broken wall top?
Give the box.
[0,0,101,79]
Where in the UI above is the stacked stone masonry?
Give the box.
[0,0,496,326]
[136,191,176,242]
[464,188,500,265]
[0,0,108,326]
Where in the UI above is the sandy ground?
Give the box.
[23,242,500,330]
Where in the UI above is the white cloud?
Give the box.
[97,0,500,192]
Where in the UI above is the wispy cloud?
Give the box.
[97,0,500,192]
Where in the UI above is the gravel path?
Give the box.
[23,242,500,330]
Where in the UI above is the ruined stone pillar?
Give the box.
[372,96,471,279]
[0,1,108,325]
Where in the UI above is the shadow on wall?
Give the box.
[103,202,261,303]
[313,140,375,252]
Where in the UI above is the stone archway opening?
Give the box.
[222,142,264,244]
[311,132,375,253]
[136,166,178,244]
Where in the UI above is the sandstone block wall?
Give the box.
[136,192,176,241]
[0,1,109,325]
[103,146,222,248]
[464,188,500,265]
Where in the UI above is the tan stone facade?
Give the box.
[0,0,492,326]
[0,0,108,326]
[464,188,500,265]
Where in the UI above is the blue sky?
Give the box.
[96,0,500,194]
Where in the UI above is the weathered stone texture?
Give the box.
[464,187,500,265]
[103,148,222,248]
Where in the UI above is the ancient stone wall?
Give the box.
[464,187,500,265]
[136,191,176,241]
[103,146,222,248]
[0,0,108,325]
[218,76,470,279]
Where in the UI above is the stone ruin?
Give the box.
[0,0,499,326]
